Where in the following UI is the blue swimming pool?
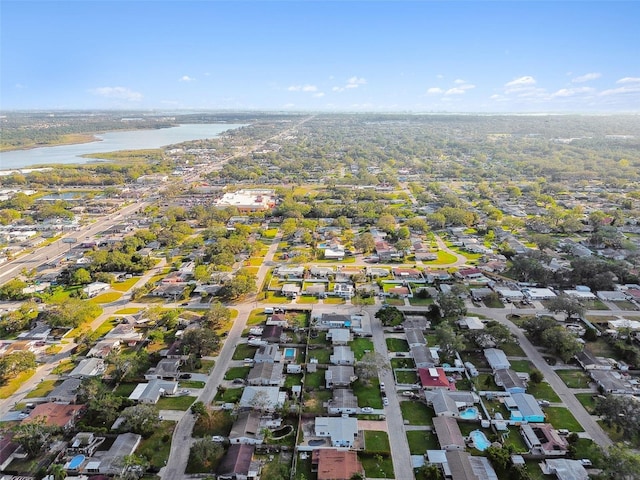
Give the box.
[68,454,85,470]
[284,348,296,359]
[470,430,491,451]
[459,407,479,420]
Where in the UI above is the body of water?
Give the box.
[0,123,244,170]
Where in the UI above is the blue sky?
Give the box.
[1,1,639,112]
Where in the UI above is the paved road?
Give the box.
[363,303,415,480]
[160,233,282,479]
[466,305,613,448]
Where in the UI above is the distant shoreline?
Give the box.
[0,133,101,153]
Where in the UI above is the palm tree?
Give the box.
[49,463,66,480]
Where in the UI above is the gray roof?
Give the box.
[511,393,544,419]
[484,348,511,370]
[468,456,499,480]
[432,416,465,449]
[543,459,588,480]
[47,378,81,402]
[326,365,356,385]
[247,362,283,385]
[406,328,426,346]
[427,389,459,416]
[411,344,436,368]
[329,388,358,410]
[494,369,526,390]
[98,433,142,475]
[229,410,262,441]
[330,346,355,364]
[445,450,477,479]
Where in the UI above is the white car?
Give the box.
[361,407,374,413]
[383,397,389,406]
[211,436,225,442]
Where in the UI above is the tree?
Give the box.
[434,324,465,360]
[45,297,101,327]
[484,321,512,345]
[119,404,160,437]
[601,445,640,480]
[118,454,149,480]
[355,351,390,383]
[595,395,640,439]
[530,369,544,384]
[377,213,397,234]
[0,278,28,300]
[181,327,220,357]
[188,438,224,472]
[354,232,375,253]
[416,464,442,480]
[540,327,583,362]
[49,463,67,480]
[70,267,92,285]
[203,301,232,329]
[219,269,256,300]
[0,351,36,383]
[486,445,511,473]
[546,294,586,320]
[436,292,467,319]
[375,306,403,326]
[12,418,57,457]
[191,401,207,417]
[193,264,210,282]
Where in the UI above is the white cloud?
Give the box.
[616,77,640,84]
[572,72,601,83]
[90,86,142,102]
[288,84,318,92]
[445,82,475,95]
[551,87,595,97]
[283,103,296,108]
[505,76,536,87]
[332,86,343,92]
[347,76,367,88]
[313,92,325,98]
[454,79,466,85]
[436,74,444,79]
[600,84,640,96]
[427,87,444,94]
[179,75,194,82]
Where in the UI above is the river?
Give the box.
[0,123,245,170]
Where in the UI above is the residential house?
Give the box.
[0,434,19,472]
[412,345,438,369]
[24,403,83,430]
[589,370,636,394]
[520,424,568,456]
[432,416,465,451]
[457,317,485,330]
[319,314,352,329]
[69,358,106,379]
[330,346,355,366]
[326,366,357,388]
[309,266,334,278]
[47,378,82,404]
[87,433,142,476]
[418,367,451,390]
[254,344,281,364]
[247,362,284,386]
[276,266,305,279]
[104,323,143,346]
[575,351,611,371]
[484,349,511,371]
[506,393,545,423]
[392,268,425,282]
[313,449,365,480]
[333,283,354,299]
[145,358,181,380]
[67,432,105,457]
[445,450,498,480]
[217,444,258,480]
[128,379,178,404]
[494,369,527,394]
[425,390,479,418]
[229,411,264,445]
[82,281,110,298]
[261,325,284,344]
[87,339,121,358]
[238,386,284,412]
[327,328,352,345]
[327,389,359,415]
[541,459,588,480]
[281,283,301,298]
[406,328,427,347]
[314,417,359,448]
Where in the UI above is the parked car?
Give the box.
[383,397,389,406]
[361,407,374,413]
[212,436,225,442]
[179,373,192,379]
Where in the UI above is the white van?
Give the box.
[264,307,274,314]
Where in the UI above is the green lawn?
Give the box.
[406,430,439,454]
[483,297,505,308]
[191,359,215,374]
[475,374,501,391]
[232,344,258,360]
[391,358,416,369]
[349,338,374,360]
[214,388,244,403]
[0,370,35,399]
[509,360,534,373]
[89,292,123,304]
[500,342,526,356]
[111,277,140,292]
[353,379,383,409]
[52,359,75,375]
[113,383,138,397]
[323,297,346,305]
[296,295,318,304]
[303,389,332,415]
[308,330,327,345]
[408,297,434,306]
[224,366,251,380]
[156,395,197,411]
[265,292,292,304]
[400,401,434,425]
[575,393,597,414]
[386,338,410,352]
[137,420,176,470]
[395,370,418,384]
[308,348,331,364]
[384,298,405,306]
[304,370,325,389]
[502,427,528,453]
[364,431,391,453]
[25,379,59,398]
[556,369,592,389]
[544,407,584,432]
[284,373,303,388]
[92,317,120,339]
[527,381,561,402]
[114,307,142,314]
[179,380,206,389]
[423,250,457,265]
[359,453,394,479]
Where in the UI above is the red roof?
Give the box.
[458,267,482,277]
[418,367,451,389]
[24,403,83,428]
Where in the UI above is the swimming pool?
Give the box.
[68,454,85,470]
[284,348,296,360]
[470,430,491,451]
[459,407,479,420]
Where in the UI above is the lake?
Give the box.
[0,123,245,170]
